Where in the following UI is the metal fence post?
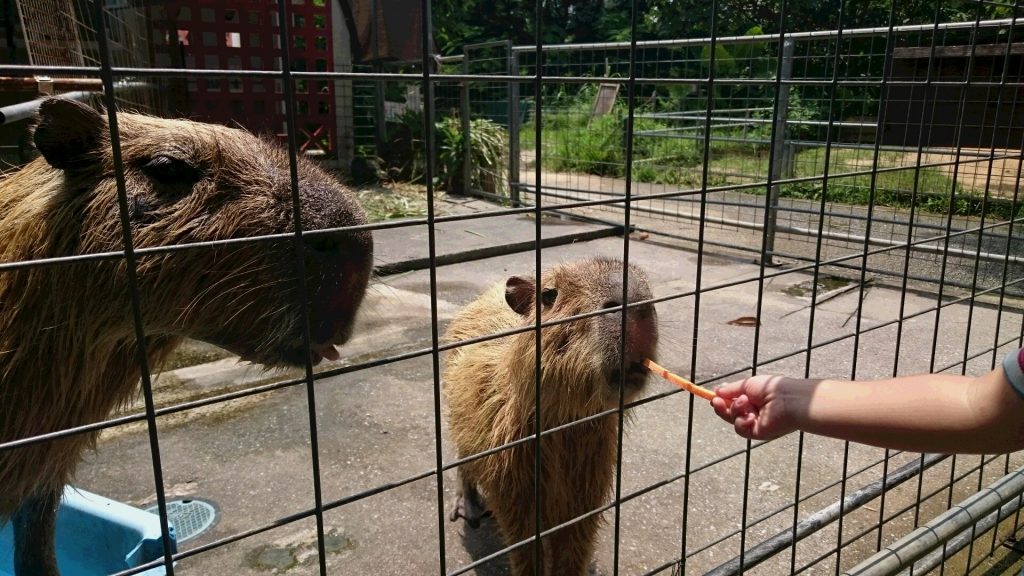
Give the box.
[765,38,795,266]
[461,47,472,195]
[508,45,521,206]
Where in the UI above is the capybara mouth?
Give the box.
[278,341,341,367]
[609,361,650,391]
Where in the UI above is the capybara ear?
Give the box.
[33,97,105,173]
[505,276,536,315]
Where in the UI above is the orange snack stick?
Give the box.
[643,358,716,401]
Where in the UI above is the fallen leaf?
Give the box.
[727,316,759,327]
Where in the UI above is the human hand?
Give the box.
[711,374,806,440]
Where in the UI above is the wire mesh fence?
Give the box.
[443,18,1024,299]
[2,1,1024,576]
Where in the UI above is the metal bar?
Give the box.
[705,454,948,576]
[372,225,626,277]
[629,114,877,127]
[611,0,643,568]
[842,467,1024,576]
[91,2,174,574]
[0,82,150,125]
[508,50,521,206]
[0,76,102,89]
[957,12,1024,567]
[910,494,1024,574]
[764,38,795,267]
[418,0,447,572]
[9,63,1024,90]
[275,1,329,572]
[678,0,726,566]
[531,0,545,571]
[861,1,902,556]
[525,185,1024,265]
[4,255,1017,464]
[461,45,471,195]
[506,17,1024,53]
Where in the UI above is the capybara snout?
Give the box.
[530,257,659,402]
[591,265,659,393]
[28,97,373,367]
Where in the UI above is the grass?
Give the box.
[782,148,1021,220]
[518,108,1021,220]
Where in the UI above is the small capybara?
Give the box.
[444,258,659,575]
[0,98,373,575]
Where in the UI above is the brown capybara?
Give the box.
[444,258,658,575]
[0,97,373,576]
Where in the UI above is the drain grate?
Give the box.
[147,499,217,543]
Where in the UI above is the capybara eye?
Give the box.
[141,154,202,185]
[541,288,558,307]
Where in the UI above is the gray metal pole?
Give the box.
[908,494,1024,574]
[508,50,521,206]
[764,38,795,266]
[370,0,386,154]
[0,84,150,126]
[0,91,95,125]
[461,46,472,196]
[842,466,1024,576]
[704,454,947,576]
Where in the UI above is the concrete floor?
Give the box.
[72,196,1024,575]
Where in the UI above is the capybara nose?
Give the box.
[625,305,658,359]
[299,179,369,230]
[297,181,373,352]
[306,249,372,341]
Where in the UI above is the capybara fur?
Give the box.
[444,258,658,575]
[0,97,373,575]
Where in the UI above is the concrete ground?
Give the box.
[74,195,1024,575]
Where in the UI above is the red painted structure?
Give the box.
[150,0,336,154]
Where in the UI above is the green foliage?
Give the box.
[702,44,737,77]
[436,116,509,196]
[383,110,508,196]
[521,86,1014,220]
[532,94,703,185]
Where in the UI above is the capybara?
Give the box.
[0,97,373,575]
[444,258,659,575]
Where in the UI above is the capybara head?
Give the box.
[503,258,659,409]
[12,97,373,367]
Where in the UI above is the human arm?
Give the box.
[710,362,1024,454]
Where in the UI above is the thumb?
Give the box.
[714,378,749,399]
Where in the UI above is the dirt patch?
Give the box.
[914,149,1023,197]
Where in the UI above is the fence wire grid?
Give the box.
[3,0,1024,575]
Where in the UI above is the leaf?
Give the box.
[727,316,759,327]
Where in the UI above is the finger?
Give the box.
[730,395,751,416]
[734,412,757,439]
[711,396,732,419]
[714,379,748,399]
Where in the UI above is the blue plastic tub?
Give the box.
[0,487,176,576]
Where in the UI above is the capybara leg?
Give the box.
[449,472,490,528]
[13,488,61,576]
[548,521,598,576]
[507,538,544,576]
